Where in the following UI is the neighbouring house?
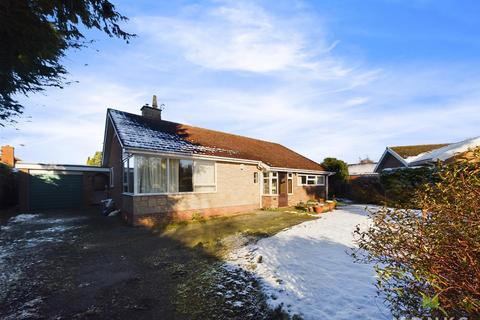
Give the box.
[103,102,333,226]
[374,136,480,173]
[347,158,378,180]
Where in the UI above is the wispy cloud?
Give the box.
[2,0,480,165]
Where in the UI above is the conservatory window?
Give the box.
[136,155,167,193]
[123,156,134,193]
[263,172,279,195]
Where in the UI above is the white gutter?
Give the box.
[15,162,110,173]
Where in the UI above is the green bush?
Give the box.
[379,167,436,207]
[352,148,480,318]
[0,163,17,208]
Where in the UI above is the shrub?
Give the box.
[352,148,480,318]
[379,167,435,207]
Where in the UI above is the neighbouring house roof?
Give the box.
[348,163,378,176]
[375,137,480,172]
[390,144,449,159]
[108,109,325,172]
[408,136,480,166]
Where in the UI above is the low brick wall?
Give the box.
[132,203,259,227]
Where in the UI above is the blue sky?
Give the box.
[2,0,480,164]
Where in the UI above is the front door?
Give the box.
[278,172,288,207]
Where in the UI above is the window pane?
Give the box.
[123,159,129,192]
[194,160,215,186]
[169,159,179,192]
[301,176,307,184]
[307,179,315,185]
[317,175,325,185]
[127,158,134,192]
[271,178,278,194]
[136,156,167,193]
[263,178,270,194]
[179,159,193,192]
[288,178,293,193]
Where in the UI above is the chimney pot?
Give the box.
[152,95,158,109]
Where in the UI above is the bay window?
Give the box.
[122,155,216,194]
[262,172,279,195]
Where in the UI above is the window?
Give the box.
[287,173,293,194]
[317,175,325,185]
[193,160,216,192]
[298,174,325,186]
[169,159,193,192]
[263,172,270,194]
[136,156,167,193]
[262,172,279,195]
[123,156,134,193]
[125,155,216,194]
[254,172,258,183]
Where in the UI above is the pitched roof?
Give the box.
[409,136,480,166]
[390,144,449,159]
[108,109,325,171]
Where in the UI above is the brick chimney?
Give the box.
[1,145,15,167]
[141,95,163,120]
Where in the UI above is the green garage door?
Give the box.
[30,172,83,210]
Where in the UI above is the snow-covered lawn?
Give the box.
[227,205,391,320]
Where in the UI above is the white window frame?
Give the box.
[123,155,134,194]
[262,171,279,196]
[287,173,293,195]
[297,174,326,186]
[124,155,217,195]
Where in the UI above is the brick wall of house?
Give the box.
[128,161,262,225]
[105,129,125,211]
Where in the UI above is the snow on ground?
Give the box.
[227,205,391,320]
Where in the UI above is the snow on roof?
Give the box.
[390,144,449,158]
[408,136,480,166]
[108,109,325,171]
[109,109,234,155]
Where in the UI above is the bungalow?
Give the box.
[103,101,333,225]
[374,136,480,173]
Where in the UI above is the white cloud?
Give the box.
[2,1,480,165]
[134,1,350,78]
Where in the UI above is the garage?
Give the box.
[29,172,83,210]
[16,163,111,211]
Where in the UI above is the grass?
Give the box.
[155,209,317,257]
[152,209,317,319]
